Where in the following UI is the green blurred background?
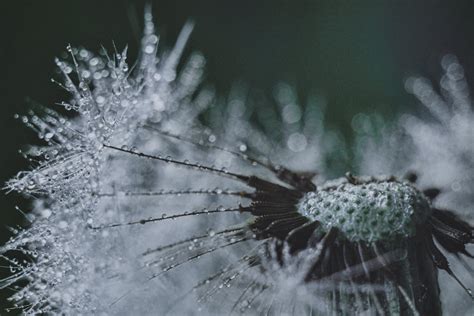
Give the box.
[1,0,474,311]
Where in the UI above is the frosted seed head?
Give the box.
[297,177,431,243]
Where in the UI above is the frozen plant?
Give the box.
[2,12,474,315]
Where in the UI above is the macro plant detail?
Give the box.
[1,11,474,316]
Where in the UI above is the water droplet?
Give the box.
[144,45,154,54]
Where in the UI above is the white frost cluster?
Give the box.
[1,12,473,315]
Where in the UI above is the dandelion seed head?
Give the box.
[298,178,431,243]
[2,9,473,315]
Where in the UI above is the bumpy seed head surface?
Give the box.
[297,179,431,243]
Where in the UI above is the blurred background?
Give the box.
[1,0,474,311]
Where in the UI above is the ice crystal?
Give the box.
[2,11,473,316]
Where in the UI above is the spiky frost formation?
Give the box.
[2,13,473,316]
